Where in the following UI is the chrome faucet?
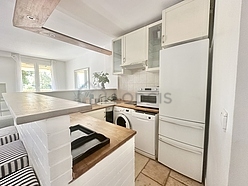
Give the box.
[98,94,107,102]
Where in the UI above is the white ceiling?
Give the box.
[0,0,182,61]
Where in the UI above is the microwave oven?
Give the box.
[136,87,159,109]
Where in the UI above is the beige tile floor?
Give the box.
[135,152,204,186]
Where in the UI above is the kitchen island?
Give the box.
[70,113,136,185]
[2,93,136,186]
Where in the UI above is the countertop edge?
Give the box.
[3,93,92,124]
[72,129,136,179]
[70,114,136,180]
[16,105,92,124]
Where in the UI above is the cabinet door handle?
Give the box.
[159,138,202,155]
[162,35,165,43]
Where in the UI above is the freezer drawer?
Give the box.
[158,135,203,182]
[159,116,205,148]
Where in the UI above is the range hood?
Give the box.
[120,61,146,70]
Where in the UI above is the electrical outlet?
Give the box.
[221,109,228,132]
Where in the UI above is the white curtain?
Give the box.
[13,55,65,91]
[51,60,57,90]
[51,60,66,90]
[12,53,22,92]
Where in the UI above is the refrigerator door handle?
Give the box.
[159,137,202,155]
[159,117,204,130]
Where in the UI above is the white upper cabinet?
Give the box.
[147,20,162,71]
[125,27,148,64]
[112,27,147,74]
[162,0,210,47]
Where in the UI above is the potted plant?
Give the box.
[92,71,109,89]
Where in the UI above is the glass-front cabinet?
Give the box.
[147,20,162,71]
[112,20,162,73]
[113,37,123,74]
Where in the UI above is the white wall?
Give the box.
[38,89,117,103]
[206,0,242,185]
[228,1,248,185]
[66,50,118,89]
[0,56,16,92]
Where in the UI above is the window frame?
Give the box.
[21,56,52,92]
[74,67,90,90]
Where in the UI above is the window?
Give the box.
[74,67,90,89]
[39,64,52,91]
[21,59,52,92]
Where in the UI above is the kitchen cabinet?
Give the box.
[124,27,148,65]
[147,20,162,71]
[113,37,124,74]
[161,0,210,47]
[82,108,106,121]
[112,27,147,74]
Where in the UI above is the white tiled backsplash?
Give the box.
[117,70,159,101]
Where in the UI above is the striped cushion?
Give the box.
[0,133,19,146]
[0,126,19,145]
[0,166,39,186]
[0,140,29,179]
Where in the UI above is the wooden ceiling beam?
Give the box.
[13,0,61,27]
[13,0,112,55]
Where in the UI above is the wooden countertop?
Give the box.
[115,102,159,113]
[70,113,136,179]
[90,103,115,111]
[3,93,92,124]
[88,101,159,114]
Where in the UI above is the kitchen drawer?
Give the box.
[158,135,203,182]
[159,116,205,148]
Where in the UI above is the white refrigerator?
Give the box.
[158,39,209,182]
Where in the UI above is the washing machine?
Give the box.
[114,106,133,129]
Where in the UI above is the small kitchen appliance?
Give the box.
[136,87,159,109]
